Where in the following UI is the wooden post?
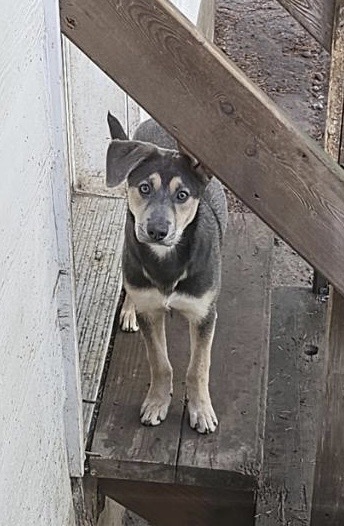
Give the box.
[276,0,335,52]
[311,1,344,523]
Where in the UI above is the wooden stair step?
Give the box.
[90,213,273,525]
[72,194,126,440]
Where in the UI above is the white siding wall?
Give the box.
[0,0,80,524]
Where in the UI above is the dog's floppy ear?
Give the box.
[106,140,156,187]
[107,112,127,140]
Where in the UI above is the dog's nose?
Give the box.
[147,225,168,242]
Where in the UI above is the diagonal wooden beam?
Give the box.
[60,0,344,295]
[275,0,335,52]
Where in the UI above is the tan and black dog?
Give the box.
[107,113,228,434]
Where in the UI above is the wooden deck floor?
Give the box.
[118,287,327,526]
[89,213,273,524]
[72,193,327,524]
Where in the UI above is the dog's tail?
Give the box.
[107,112,128,140]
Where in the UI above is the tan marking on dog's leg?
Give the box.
[138,310,173,426]
[120,293,139,332]
[186,308,218,434]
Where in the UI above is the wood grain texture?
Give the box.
[100,479,255,526]
[256,288,326,525]
[176,214,272,488]
[61,0,344,296]
[72,194,126,440]
[91,314,188,483]
[311,3,344,523]
[276,0,335,51]
[90,214,273,495]
[323,1,344,161]
[311,293,344,524]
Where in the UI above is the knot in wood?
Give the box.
[219,100,234,116]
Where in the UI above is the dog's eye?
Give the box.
[176,190,189,202]
[139,183,151,195]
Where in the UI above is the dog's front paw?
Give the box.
[188,398,218,434]
[140,391,172,426]
[120,300,139,332]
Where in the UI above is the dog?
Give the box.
[106,112,228,433]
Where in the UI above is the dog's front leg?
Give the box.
[186,307,218,434]
[137,310,173,426]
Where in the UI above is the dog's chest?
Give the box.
[126,284,215,323]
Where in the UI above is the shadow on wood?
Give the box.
[99,479,255,526]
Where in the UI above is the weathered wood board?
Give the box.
[311,2,344,523]
[276,0,335,52]
[176,215,272,488]
[90,214,273,499]
[312,292,344,524]
[72,194,126,440]
[256,288,326,525]
[99,478,256,526]
[61,0,344,297]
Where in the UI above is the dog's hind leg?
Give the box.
[120,293,139,332]
[137,310,173,426]
[186,307,218,434]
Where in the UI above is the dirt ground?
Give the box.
[121,2,331,524]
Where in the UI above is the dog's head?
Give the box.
[106,114,211,248]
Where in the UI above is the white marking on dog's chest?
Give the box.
[126,284,215,322]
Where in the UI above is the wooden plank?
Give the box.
[323,1,344,161]
[255,288,326,524]
[90,214,273,492]
[61,0,344,296]
[276,0,335,52]
[72,194,126,440]
[176,214,272,487]
[100,479,255,526]
[311,2,344,522]
[312,292,344,524]
[90,305,188,484]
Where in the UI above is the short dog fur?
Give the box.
[107,113,228,433]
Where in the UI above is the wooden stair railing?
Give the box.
[60,0,344,295]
